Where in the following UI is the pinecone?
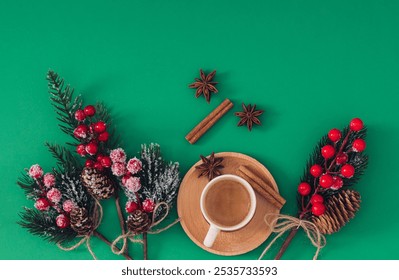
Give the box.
[81,167,114,200]
[70,207,93,235]
[312,189,361,235]
[126,210,152,234]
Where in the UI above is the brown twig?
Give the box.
[93,230,132,260]
[114,193,128,255]
[143,232,148,260]
[274,228,298,260]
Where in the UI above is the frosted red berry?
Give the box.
[84,105,96,117]
[311,202,326,216]
[74,109,86,121]
[310,194,324,205]
[100,156,112,168]
[331,176,344,190]
[98,131,109,142]
[85,142,98,155]
[47,188,62,203]
[310,164,323,177]
[341,164,355,178]
[76,144,86,156]
[56,214,70,229]
[125,201,139,213]
[352,139,366,152]
[34,198,50,211]
[29,164,43,179]
[298,182,311,196]
[94,121,106,133]
[73,124,89,139]
[350,118,363,131]
[328,128,341,142]
[319,174,334,188]
[321,145,335,159]
[142,199,156,213]
[336,152,348,165]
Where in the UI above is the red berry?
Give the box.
[321,145,335,159]
[84,105,96,117]
[311,202,326,216]
[34,198,50,211]
[93,121,106,133]
[100,156,112,168]
[310,164,323,177]
[76,144,86,156]
[319,174,334,188]
[93,162,103,171]
[98,131,109,142]
[142,199,156,213]
[73,124,89,139]
[96,155,104,162]
[310,194,324,205]
[56,214,70,229]
[350,118,364,131]
[336,152,348,165]
[74,109,86,121]
[298,182,311,196]
[85,159,95,167]
[125,201,139,213]
[328,128,341,142]
[341,164,355,178]
[352,139,366,152]
[85,142,98,155]
[331,176,344,190]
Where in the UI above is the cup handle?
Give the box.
[203,225,220,248]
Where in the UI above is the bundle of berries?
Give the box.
[109,148,156,235]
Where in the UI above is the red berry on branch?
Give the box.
[310,164,323,177]
[310,194,324,205]
[341,164,355,178]
[100,156,112,168]
[43,173,56,187]
[98,131,109,142]
[311,202,326,216]
[73,124,89,139]
[298,182,311,196]
[321,145,335,159]
[336,152,348,165]
[328,128,342,142]
[319,174,334,188]
[331,176,344,190]
[76,144,86,156]
[34,198,50,211]
[125,201,139,213]
[84,105,96,117]
[142,199,156,213]
[56,214,70,229]
[93,162,103,171]
[94,121,107,133]
[85,159,95,167]
[352,139,366,152]
[29,164,43,179]
[350,118,364,131]
[96,155,104,162]
[47,188,62,203]
[62,200,75,213]
[74,109,86,121]
[85,142,98,155]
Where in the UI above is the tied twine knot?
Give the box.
[57,199,103,259]
[111,201,180,255]
[258,214,326,260]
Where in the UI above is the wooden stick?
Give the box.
[236,165,286,209]
[185,98,233,144]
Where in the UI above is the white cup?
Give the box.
[200,174,257,248]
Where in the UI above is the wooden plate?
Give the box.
[177,152,282,256]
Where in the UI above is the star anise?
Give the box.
[235,103,264,131]
[195,152,224,180]
[188,69,218,103]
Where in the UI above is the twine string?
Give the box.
[258,214,326,260]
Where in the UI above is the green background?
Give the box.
[0,0,398,260]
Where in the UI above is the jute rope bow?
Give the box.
[57,199,103,259]
[258,214,326,260]
[111,201,180,255]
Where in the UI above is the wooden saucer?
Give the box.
[177,152,282,256]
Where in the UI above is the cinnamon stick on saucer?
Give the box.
[185,98,233,144]
[236,165,286,209]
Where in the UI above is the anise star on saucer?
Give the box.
[188,69,218,103]
[195,152,224,181]
[235,103,264,131]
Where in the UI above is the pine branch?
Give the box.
[17,173,41,200]
[45,142,82,173]
[47,70,82,138]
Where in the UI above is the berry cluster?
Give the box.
[73,105,110,170]
[298,118,366,217]
[108,148,155,214]
[28,164,75,229]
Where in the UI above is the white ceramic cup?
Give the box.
[200,174,257,248]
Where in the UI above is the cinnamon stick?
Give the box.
[236,165,286,209]
[185,98,233,144]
